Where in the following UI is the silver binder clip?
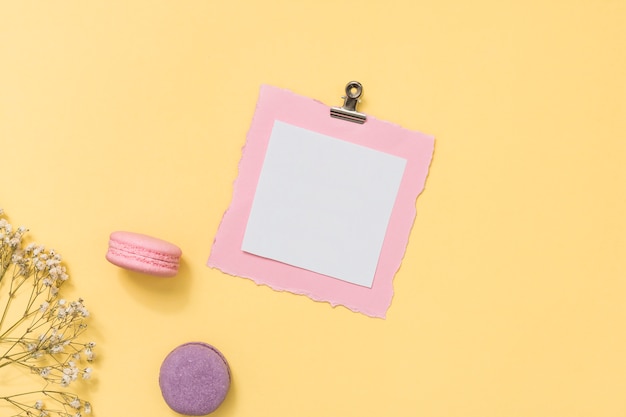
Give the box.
[330,81,366,124]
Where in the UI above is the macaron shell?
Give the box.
[159,342,231,415]
[109,231,182,258]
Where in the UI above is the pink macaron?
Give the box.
[106,231,182,277]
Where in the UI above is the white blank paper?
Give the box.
[241,120,407,287]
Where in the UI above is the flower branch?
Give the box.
[1,209,95,417]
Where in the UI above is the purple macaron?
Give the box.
[159,342,231,415]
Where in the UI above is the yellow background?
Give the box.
[1,1,625,416]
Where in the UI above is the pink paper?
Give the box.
[207,85,434,318]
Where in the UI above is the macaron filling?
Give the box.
[106,246,179,271]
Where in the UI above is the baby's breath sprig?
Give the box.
[0,209,95,417]
[1,390,91,417]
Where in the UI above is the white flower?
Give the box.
[39,367,51,378]
[61,374,71,387]
[84,347,95,362]
[82,367,93,380]
[84,402,92,414]
[34,400,43,410]
[64,361,79,381]
[69,398,81,409]
[39,301,50,313]
[50,344,64,354]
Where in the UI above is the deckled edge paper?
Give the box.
[241,120,408,288]
[207,85,435,318]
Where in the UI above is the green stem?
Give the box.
[0,311,42,364]
[0,245,15,284]
[0,291,14,335]
[0,350,35,369]
[0,308,38,339]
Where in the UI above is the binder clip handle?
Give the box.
[342,81,363,112]
[330,81,367,124]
